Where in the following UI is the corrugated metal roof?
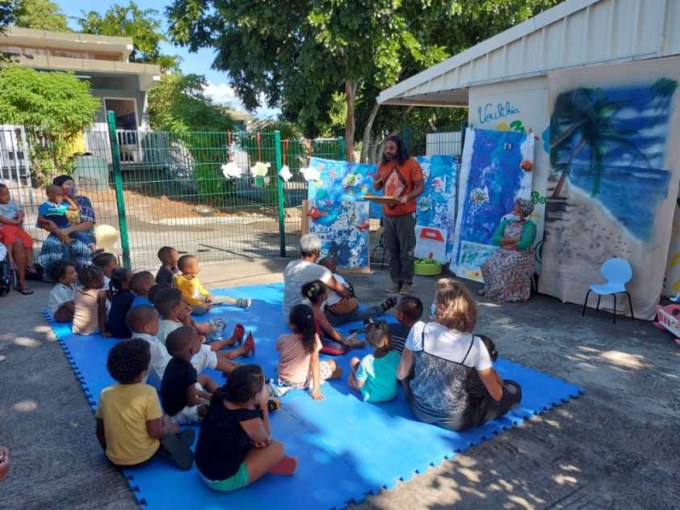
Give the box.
[379,0,680,106]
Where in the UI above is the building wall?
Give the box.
[468,76,550,268]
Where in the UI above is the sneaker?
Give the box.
[400,284,412,295]
[381,296,398,312]
[385,282,401,293]
[237,298,252,309]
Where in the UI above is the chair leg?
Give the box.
[596,295,601,312]
[582,290,591,316]
[626,292,635,321]
[613,294,617,324]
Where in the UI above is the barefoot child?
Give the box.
[195,365,297,491]
[96,338,194,470]
[301,280,366,350]
[47,260,78,323]
[156,246,179,286]
[348,319,400,403]
[72,266,108,336]
[276,304,342,401]
[161,326,220,424]
[106,268,135,339]
[174,254,251,315]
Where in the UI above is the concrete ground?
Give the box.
[1,259,679,509]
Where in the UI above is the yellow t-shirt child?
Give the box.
[96,383,163,466]
[174,273,209,307]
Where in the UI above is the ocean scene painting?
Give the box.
[452,128,534,280]
[540,78,678,319]
[309,200,370,269]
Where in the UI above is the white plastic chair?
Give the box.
[581,258,635,324]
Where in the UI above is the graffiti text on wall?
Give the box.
[478,101,520,125]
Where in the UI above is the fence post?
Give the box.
[337,137,345,161]
[106,111,132,270]
[274,130,286,257]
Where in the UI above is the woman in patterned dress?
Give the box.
[38,175,96,269]
[397,278,521,431]
[480,199,537,303]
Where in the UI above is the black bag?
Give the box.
[0,253,13,297]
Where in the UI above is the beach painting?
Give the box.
[452,127,535,281]
[540,78,678,319]
[308,199,370,270]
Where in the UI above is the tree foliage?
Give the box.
[15,0,70,32]
[147,73,234,133]
[77,2,179,71]
[167,0,562,159]
[0,66,100,184]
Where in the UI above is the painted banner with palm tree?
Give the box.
[541,78,678,319]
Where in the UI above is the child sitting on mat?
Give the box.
[156,246,179,286]
[466,335,499,398]
[47,260,78,323]
[276,304,342,401]
[161,326,220,425]
[195,364,297,492]
[96,338,194,470]
[174,254,251,315]
[154,288,255,359]
[389,296,424,353]
[130,271,155,308]
[348,319,400,403]
[127,306,173,382]
[72,266,109,336]
[92,252,118,293]
[301,280,366,350]
[106,268,135,339]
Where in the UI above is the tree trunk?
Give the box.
[360,99,380,163]
[344,79,358,162]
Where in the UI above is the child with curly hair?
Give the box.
[72,266,108,336]
[47,260,78,323]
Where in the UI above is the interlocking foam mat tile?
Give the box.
[45,282,583,509]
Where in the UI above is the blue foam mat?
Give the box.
[45,282,583,509]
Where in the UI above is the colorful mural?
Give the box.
[308,200,370,270]
[452,128,535,281]
[540,78,678,319]
[308,156,458,262]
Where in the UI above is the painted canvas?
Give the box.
[540,77,678,319]
[416,156,458,262]
[452,128,535,281]
[308,200,370,270]
[308,156,459,262]
[307,158,382,218]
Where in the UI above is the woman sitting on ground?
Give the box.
[480,198,537,303]
[38,174,96,270]
[397,278,521,432]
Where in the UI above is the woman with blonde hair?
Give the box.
[397,278,521,431]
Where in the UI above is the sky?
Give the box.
[55,0,278,118]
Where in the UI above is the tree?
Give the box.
[167,1,562,159]
[0,66,100,184]
[15,0,70,32]
[147,73,234,133]
[0,0,22,33]
[78,2,179,71]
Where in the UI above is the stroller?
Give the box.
[0,243,13,297]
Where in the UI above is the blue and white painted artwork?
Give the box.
[308,156,459,263]
[416,156,458,262]
[452,128,534,281]
[309,200,370,269]
[541,78,678,319]
[307,158,383,219]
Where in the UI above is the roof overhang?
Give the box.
[15,55,161,91]
[1,26,133,60]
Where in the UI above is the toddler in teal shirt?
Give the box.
[348,319,400,403]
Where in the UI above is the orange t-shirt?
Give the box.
[376,158,423,217]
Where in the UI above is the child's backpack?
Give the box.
[0,248,12,297]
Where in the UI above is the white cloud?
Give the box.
[203,80,281,119]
